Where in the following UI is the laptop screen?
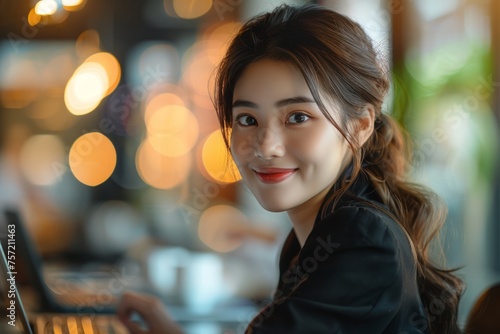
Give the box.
[0,240,33,334]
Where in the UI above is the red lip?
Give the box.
[253,168,297,184]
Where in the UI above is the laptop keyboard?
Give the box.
[37,315,127,334]
[56,292,118,308]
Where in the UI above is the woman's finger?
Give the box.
[117,291,184,334]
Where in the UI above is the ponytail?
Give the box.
[358,112,464,334]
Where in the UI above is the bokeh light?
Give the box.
[146,105,199,157]
[28,8,41,26]
[84,52,121,96]
[45,8,69,24]
[136,140,192,189]
[69,132,117,187]
[34,0,58,16]
[62,0,86,11]
[205,22,242,65]
[172,0,212,19]
[182,46,214,98]
[198,205,247,253]
[76,30,100,58]
[200,130,241,184]
[64,52,121,116]
[19,135,66,186]
[64,62,109,115]
[144,92,185,125]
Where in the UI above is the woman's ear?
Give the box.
[354,104,375,147]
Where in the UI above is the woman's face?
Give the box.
[230,59,352,213]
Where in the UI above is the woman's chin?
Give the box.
[256,199,290,213]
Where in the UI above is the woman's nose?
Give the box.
[253,127,285,160]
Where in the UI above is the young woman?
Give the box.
[118,4,464,333]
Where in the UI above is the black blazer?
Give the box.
[246,172,430,334]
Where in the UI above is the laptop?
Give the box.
[0,208,258,333]
[0,208,120,314]
[0,239,129,334]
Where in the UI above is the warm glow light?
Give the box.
[173,0,212,19]
[76,30,100,58]
[62,0,82,5]
[34,0,58,16]
[19,135,66,186]
[183,53,214,97]
[198,205,247,253]
[46,8,69,24]
[28,8,41,26]
[69,132,116,187]
[64,51,120,112]
[201,130,241,184]
[64,62,108,116]
[81,317,93,334]
[144,93,185,125]
[136,140,192,189]
[190,94,220,132]
[206,23,241,64]
[1,90,38,109]
[209,22,241,41]
[84,52,121,96]
[146,105,199,157]
[62,0,86,11]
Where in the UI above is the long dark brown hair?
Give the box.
[214,4,463,333]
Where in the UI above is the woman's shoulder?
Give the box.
[320,202,399,237]
[269,201,427,334]
[304,202,413,258]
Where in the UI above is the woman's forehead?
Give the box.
[232,60,314,101]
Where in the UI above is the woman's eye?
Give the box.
[287,113,310,124]
[236,115,257,126]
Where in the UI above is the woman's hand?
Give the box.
[117,291,184,334]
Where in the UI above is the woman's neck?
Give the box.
[287,185,331,247]
[287,159,353,247]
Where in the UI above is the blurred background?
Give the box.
[0,0,498,332]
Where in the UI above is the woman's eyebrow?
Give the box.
[232,96,316,109]
[275,96,316,108]
[232,99,258,109]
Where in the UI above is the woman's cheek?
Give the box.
[290,128,324,156]
[231,132,254,164]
